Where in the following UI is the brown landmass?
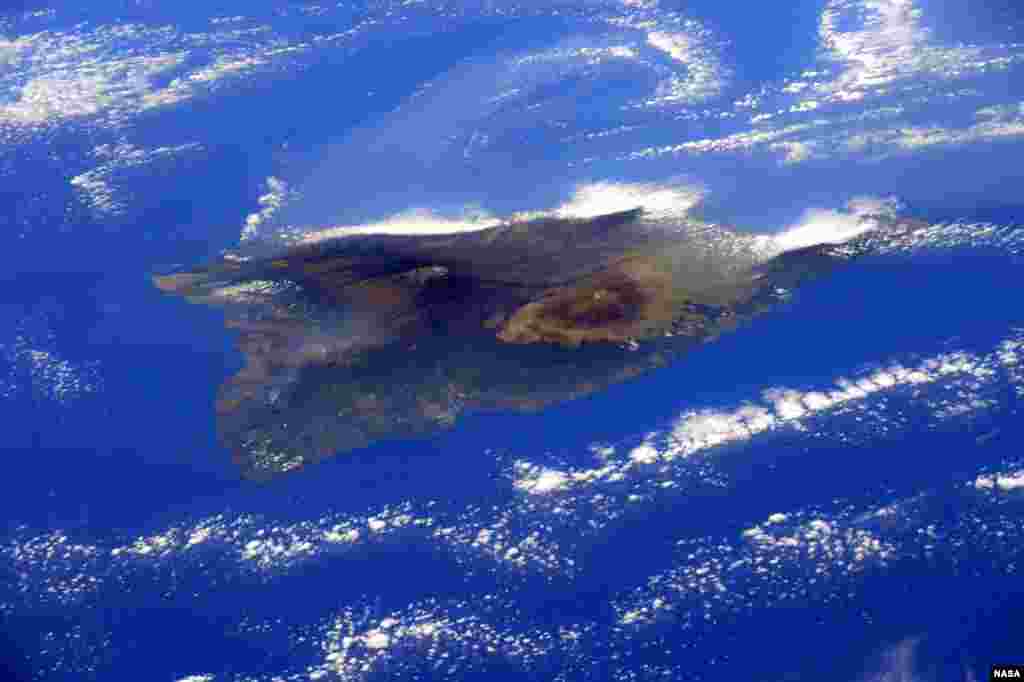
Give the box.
[153,207,874,480]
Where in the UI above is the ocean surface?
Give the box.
[1,1,1023,680]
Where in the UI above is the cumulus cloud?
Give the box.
[288,179,703,244]
[70,141,204,216]
[0,18,353,133]
[0,294,106,406]
[240,176,299,240]
[294,208,500,244]
[772,195,901,251]
[842,101,1024,157]
[973,470,1024,492]
[0,28,186,126]
[595,0,1024,168]
[817,0,1022,104]
[512,43,639,67]
[511,326,1023,497]
[639,25,729,106]
[547,180,704,220]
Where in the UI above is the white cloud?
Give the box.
[513,463,570,494]
[0,21,326,131]
[1,310,102,405]
[240,176,298,240]
[640,26,728,106]
[549,180,703,220]
[817,0,1022,103]
[0,29,186,125]
[289,179,704,245]
[789,99,821,113]
[593,0,1024,168]
[70,141,204,216]
[294,208,500,244]
[770,195,900,251]
[624,121,822,160]
[769,140,817,164]
[510,326,1024,496]
[513,43,639,67]
[974,470,1024,492]
[841,100,1024,155]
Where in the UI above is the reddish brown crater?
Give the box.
[540,272,648,329]
[496,256,679,347]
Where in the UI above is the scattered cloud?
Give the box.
[638,24,729,106]
[70,141,204,216]
[548,179,703,219]
[841,100,1024,157]
[240,176,298,239]
[578,0,1024,167]
[973,470,1024,492]
[286,179,704,244]
[293,208,500,244]
[511,325,1022,497]
[817,0,1022,104]
[771,195,901,251]
[0,19,351,132]
[1,309,102,405]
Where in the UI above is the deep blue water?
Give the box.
[3,201,1022,681]
[2,1,1024,680]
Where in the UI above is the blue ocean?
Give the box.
[1,0,1023,680]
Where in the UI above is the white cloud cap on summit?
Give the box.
[772,195,901,252]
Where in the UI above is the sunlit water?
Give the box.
[1,0,1023,680]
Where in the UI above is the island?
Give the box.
[153,207,893,480]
